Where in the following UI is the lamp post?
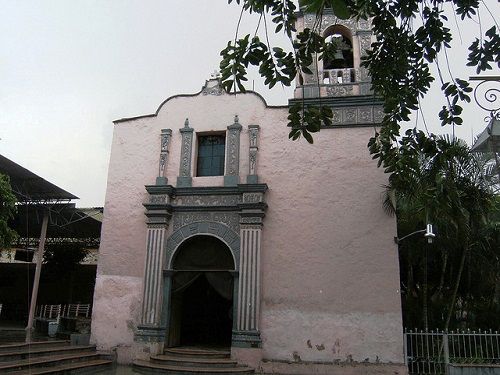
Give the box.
[395,223,436,330]
[470,76,500,184]
[394,223,436,244]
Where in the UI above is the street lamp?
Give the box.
[394,223,436,244]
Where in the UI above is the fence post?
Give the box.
[403,331,408,366]
[443,332,450,375]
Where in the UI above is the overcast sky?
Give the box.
[0,1,498,207]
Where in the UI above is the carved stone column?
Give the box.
[225,115,242,186]
[157,129,172,185]
[233,187,267,347]
[247,125,260,183]
[177,119,193,188]
[136,185,173,344]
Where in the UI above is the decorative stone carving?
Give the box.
[359,67,370,82]
[240,216,263,224]
[304,14,357,34]
[249,126,259,148]
[326,85,354,97]
[321,105,385,127]
[374,107,385,123]
[150,195,168,204]
[156,129,172,185]
[345,108,357,123]
[249,150,257,174]
[146,223,166,229]
[358,107,373,123]
[359,34,372,56]
[166,222,241,268]
[172,212,240,233]
[173,212,212,230]
[225,115,242,186]
[240,224,263,230]
[243,193,263,203]
[213,213,240,232]
[247,125,260,183]
[177,119,194,187]
[358,18,371,30]
[175,195,240,206]
[201,77,225,96]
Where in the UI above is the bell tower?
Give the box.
[292,9,383,130]
[294,8,375,99]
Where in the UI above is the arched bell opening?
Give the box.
[168,235,235,348]
[322,25,354,72]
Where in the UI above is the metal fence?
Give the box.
[404,329,500,375]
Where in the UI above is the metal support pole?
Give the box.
[443,333,450,375]
[25,209,49,343]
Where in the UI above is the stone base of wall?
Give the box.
[259,359,408,375]
[231,347,263,369]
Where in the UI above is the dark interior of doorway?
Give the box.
[179,273,232,347]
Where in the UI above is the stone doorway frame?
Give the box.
[134,183,267,353]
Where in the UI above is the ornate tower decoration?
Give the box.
[291,9,383,126]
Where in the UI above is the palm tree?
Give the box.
[385,129,497,330]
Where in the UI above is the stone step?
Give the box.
[151,354,238,368]
[0,351,103,372]
[0,341,70,354]
[0,345,96,362]
[163,348,230,359]
[4,358,113,374]
[133,360,254,375]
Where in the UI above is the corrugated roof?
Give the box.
[11,204,102,240]
[0,154,77,202]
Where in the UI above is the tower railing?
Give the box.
[322,68,357,84]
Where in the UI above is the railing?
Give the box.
[36,303,91,319]
[405,329,500,375]
[323,68,357,84]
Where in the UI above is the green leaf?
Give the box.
[303,129,314,144]
[329,0,351,19]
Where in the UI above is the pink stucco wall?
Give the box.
[91,87,404,366]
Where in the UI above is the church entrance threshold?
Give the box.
[168,235,235,349]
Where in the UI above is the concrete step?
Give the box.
[163,348,230,359]
[4,358,113,374]
[0,341,70,354]
[0,351,104,372]
[0,345,95,362]
[151,354,238,368]
[133,360,254,375]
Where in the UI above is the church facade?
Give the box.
[91,11,407,374]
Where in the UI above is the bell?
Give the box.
[333,50,344,61]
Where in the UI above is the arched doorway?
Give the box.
[168,235,235,348]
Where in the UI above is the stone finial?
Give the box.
[234,115,239,124]
[184,118,189,128]
[210,70,221,79]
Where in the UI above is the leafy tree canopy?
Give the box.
[220,0,499,165]
[387,131,499,329]
[0,173,17,248]
[43,242,88,279]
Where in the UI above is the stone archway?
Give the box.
[161,222,241,348]
[168,235,235,347]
